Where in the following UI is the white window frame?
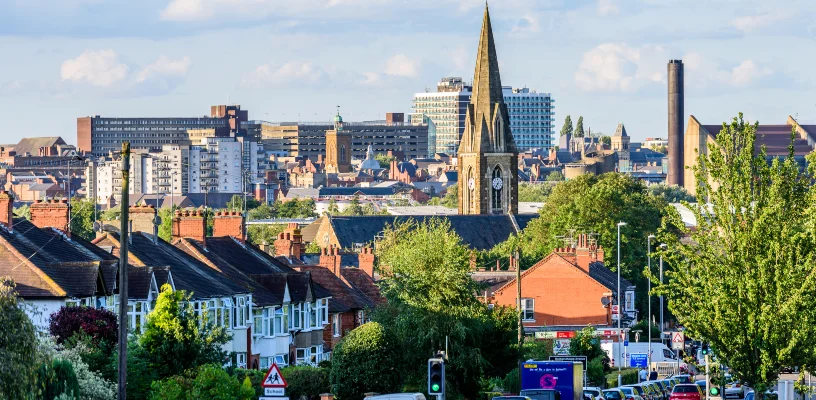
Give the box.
[296,348,309,365]
[222,298,233,330]
[236,352,247,369]
[235,296,248,328]
[521,298,535,321]
[332,314,341,337]
[290,303,302,330]
[319,299,329,325]
[252,308,264,337]
[625,290,635,312]
[274,354,289,366]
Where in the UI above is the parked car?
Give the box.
[672,375,692,384]
[624,385,651,400]
[369,394,426,400]
[694,380,706,394]
[619,386,644,400]
[603,389,626,400]
[627,384,658,400]
[521,390,562,400]
[662,379,676,391]
[744,391,754,400]
[647,380,670,400]
[670,384,702,400]
[724,380,747,399]
[493,397,532,400]
[583,387,605,400]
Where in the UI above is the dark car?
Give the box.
[670,384,702,400]
[694,380,706,394]
[672,375,692,384]
[493,397,532,400]
[521,390,562,400]
[603,389,626,400]
[624,384,651,400]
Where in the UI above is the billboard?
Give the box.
[520,362,583,400]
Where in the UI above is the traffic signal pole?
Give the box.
[705,354,710,400]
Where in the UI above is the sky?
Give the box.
[1,0,815,145]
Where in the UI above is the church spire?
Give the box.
[471,3,505,117]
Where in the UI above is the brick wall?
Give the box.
[172,209,206,242]
[319,246,342,277]
[0,191,13,230]
[358,247,375,278]
[213,210,245,241]
[493,254,612,327]
[129,204,157,234]
[30,198,69,232]
[274,223,303,259]
[324,311,359,350]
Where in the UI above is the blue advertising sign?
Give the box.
[520,362,583,400]
[630,353,648,369]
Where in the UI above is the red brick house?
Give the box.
[473,234,636,331]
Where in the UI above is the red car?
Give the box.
[670,384,702,400]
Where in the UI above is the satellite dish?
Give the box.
[601,297,611,306]
[93,221,101,231]
[154,216,163,225]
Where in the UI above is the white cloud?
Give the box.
[574,43,666,92]
[160,0,212,21]
[360,72,381,86]
[136,56,192,83]
[161,0,393,22]
[684,52,772,88]
[241,61,329,88]
[731,10,793,33]
[597,0,619,16]
[60,50,129,87]
[512,14,540,35]
[384,54,419,77]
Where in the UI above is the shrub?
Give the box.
[232,369,266,397]
[0,279,38,400]
[49,306,118,346]
[35,358,81,400]
[283,366,331,400]
[330,322,401,400]
[606,368,638,388]
[587,357,606,387]
[150,364,254,400]
[37,336,116,400]
[502,368,520,394]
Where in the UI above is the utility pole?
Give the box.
[647,234,655,368]
[659,243,667,335]
[705,353,710,400]
[117,142,130,400]
[515,250,523,354]
[616,221,627,386]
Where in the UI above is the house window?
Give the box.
[521,298,535,321]
[355,310,366,327]
[320,299,329,325]
[236,353,247,369]
[624,291,635,312]
[309,302,318,329]
[253,308,264,337]
[290,304,302,330]
[310,345,323,364]
[296,348,309,365]
[234,296,249,328]
[222,298,233,329]
[332,314,341,337]
[274,354,289,366]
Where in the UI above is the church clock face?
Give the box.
[492,177,503,190]
[468,178,475,190]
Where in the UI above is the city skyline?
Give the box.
[1,0,814,144]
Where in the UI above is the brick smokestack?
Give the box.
[575,233,604,273]
[358,247,375,279]
[172,209,206,243]
[213,210,245,242]
[0,191,14,231]
[31,198,70,232]
[129,204,158,238]
[668,59,684,186]
[274,223,304,260]
[319,246,342,277]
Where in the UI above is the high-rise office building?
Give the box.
[411,78,554,154]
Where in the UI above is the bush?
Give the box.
[35,358,81,400]
[282,366,330,400]
[37,336,116,400]
[49,306,118,346]
[606,368,638,388]
[502,368,520,394]
[150,364,255,400]
[330,322,401,400]
[587,357,606,387]
[0,279,38,400]
[232,369,266,397]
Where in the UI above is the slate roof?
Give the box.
[0,219,118,298]
[319,187,399,197]
[13,137,67,155]
[701,123,815,157]
[295,266,373,313]
[339,268,381,303]
[471,271,516,297]
[395,162,417,176]
[300,218,323,243]
[588,261,634,291]
[326,214,535,251]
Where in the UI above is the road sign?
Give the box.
[265,388,285,396]
[259,397,289,400]
[671,332,684,350]
[630,353,648,368]
[549,355,588,371]
[553,339,571,355]
[624,340,629,346]
[261,363,287,388]
[611,305,620,320]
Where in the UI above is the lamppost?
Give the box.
[647,234,655,367]
[659,243,667,335]
[617,221,627,386]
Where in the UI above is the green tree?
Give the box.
[69,199,96,241]
[35,358,81,400]
[373,218,518,398]
[600,136,611,147]
[246,224,286,246]
[441,183,458,208]
[569,326,610,371]
[546,171,564,182]
[150,364,254,400]
[560,115,573,137]
[518,182,553,203]
[330,322,401,400]
[326,198,340,216]
[647,183,695,203]
[247,203,274,221]
[0,279,38,400]
[158,207,175,242]
[375,154,397,169]
[343,195,364,216]
[138,285,229,381]
[575,116,585,138]
[362,202,380,216]
[13,204,30,220]
[227,194,261,212]
[655,114,816,397]
[277,199,318,219]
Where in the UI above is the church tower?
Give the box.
[325,108,352,173]
[457,3,518,215]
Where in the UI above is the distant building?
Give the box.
[411,78,555,153]
[77,105,248,155]
[244,112,429,162]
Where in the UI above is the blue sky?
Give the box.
[1,0,814,144]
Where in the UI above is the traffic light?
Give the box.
[428,357,445,396]
[709,386,720,396]
[701,343,710,356]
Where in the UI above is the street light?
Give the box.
[659,243,667,335]
[647,234,655,368]
[617,221,627,385]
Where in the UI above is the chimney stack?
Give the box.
[319,246,342,277]
[0,191,14,231]
[213,210,246,242]
[358,247,375,279]
[574,233,604,273]
[172,209,206,243]
[30,198,70,233]
[129,203,158,241]
[667,59,684,187]
[274,223,304,260]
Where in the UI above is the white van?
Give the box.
[367,393,426,400]
[606,342,685,367]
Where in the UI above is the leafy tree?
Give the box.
[655,114,816,397]
[647,183,695,203]
[149,364,254,400]
[304,241,320,254]
[99,207,120,222]
[326,198,340,216]
[518,182,552,203]
[343,195,364,216]
[441,183,458,208]
[586,358,605,387]
[373,218,518,398]
[278,199,318,219]
[227,194,261,212]
[362,202,381,216]
[158,207,175,242]
[247,203,274,221]
[246,224,286,246]
[570,326,610,371]
[510,173,668,313]
[546,171,564,182]
[283,365,331,400]
[138,285,229,381]
[35,358,81,400]
[231,369,266,397]
[49,306,118,346]
[13,204,30,220]
[522,338,553,361]
[560,115,573,137]
[575,116,585,138]
[0,279,38,400]
[375,154,397,169]
[600,136,611,147]
[69,199,96,241]
[37,336,116,400]
[330,322,401,400]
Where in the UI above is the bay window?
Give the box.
[332,314,341,337]
[252,308,264,337]
[234,296,248,328]
[290,303,302,330]
[222,298,233,329]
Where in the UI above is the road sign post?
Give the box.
[261,363,288,400]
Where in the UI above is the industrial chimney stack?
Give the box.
[667,59,684,186]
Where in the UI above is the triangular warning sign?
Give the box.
[261,363,287,388]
